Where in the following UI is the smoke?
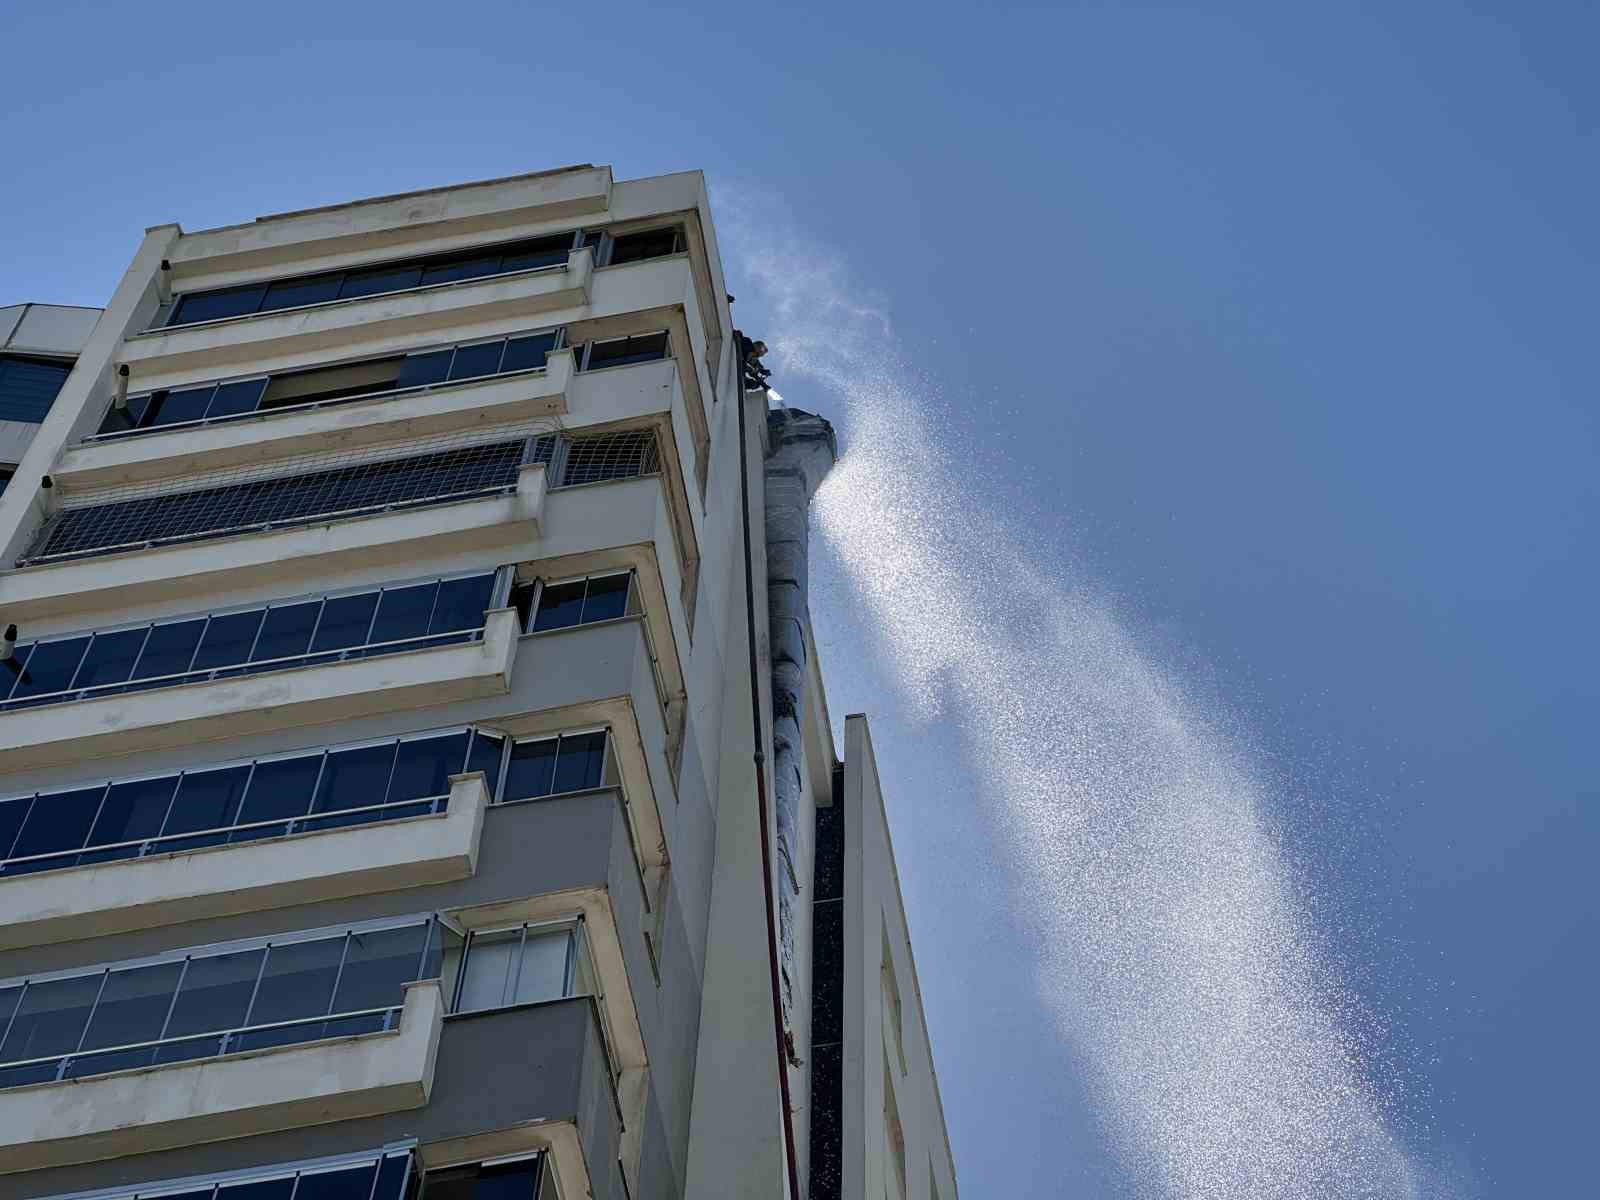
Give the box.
[722,193,1454,1199]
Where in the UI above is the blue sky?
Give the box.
[4,1,1595,1194]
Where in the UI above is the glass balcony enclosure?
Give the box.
[0,570,500,713]
[157,224,687,330]
[0,728,505,878]
[0,724,617,878]
[27,1147,421,1200]
[0,914,591,1090]
[95,328,565,439]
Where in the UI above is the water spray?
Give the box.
[725,197,1448,1200]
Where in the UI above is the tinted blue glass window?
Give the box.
[373,1154,414,1200]
[448,341,505,381]
[396,349,453,390]
[332,924,426,1012]
[0,972,102,1062]
[389,733,470,802]
[339,263,424,299]
[367,583,438,646]
[310,592,377,653]
[78,961,183,1052]
[87,776,178,850]
[5,636,89,703]
[581,574,630,623]
[163,946,265,1037]
[171,285,266,325]
[430,574,494,636]
[421,256,500,286]
[293,1164,380,1200]
[245,937,343,1027]
[473,1159,543,1200]
[0,647,29,700]
[259,275,343,313]
[583,332,668,370]
[8,786,104,865]
[0,797,32,860]
[501,332,559,373]
[130,618,205,682]
[249,601,321,665]
[204,378,269,419]
[531,581,584,632]
[191,611,264,673]
[552,731,607,794]
[466,731,505,798]
[144,387,217,428]
[499,236,572,272]
[70,628,146,692]
[234,755,321,830]
[219,1179,295,1200]
[0,355,73,423]
[163,765,252,838]
[502,739,558,801]
[312,743,395,814]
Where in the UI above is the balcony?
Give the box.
[0,608,519,771]
[121,248,593,381]
[0,978,443,1173]
[0,463,544,624]
[53,350,573,491]
[0,772,489,951]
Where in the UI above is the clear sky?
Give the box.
[4,1,1595,1195]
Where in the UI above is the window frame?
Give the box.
[522,571,637,635]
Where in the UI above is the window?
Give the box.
[27,1148,415,1200]
[499,731,610,802]
[606,226,686,266]
[0,917,449,1088]
[527,572,634,633]
[0,464,13,493]
[419,1156,545,1200]
[0,354,73,424]
[0,570,500,712]
[573,331,669,372]
[557,429,662,486]
[23,439,532,564]
[164,232,589,327]
[450,923,584,1013]
[100,328,566,438]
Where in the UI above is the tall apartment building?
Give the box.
[0,167,956,1200]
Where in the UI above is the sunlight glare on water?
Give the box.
[726,196,1448,1200]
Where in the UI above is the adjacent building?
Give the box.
[0,166,956,1200]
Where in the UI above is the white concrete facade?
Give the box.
[0,166,956,1200]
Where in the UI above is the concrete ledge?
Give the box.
[0,979,443,1175]
[0,466,545,625]
[122,249,593,380]
[56,354,572,491]
[0,609,520,771]
[0,774,490,951]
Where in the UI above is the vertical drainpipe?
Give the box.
[764,407,838,1030]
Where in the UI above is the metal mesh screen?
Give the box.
[25,436,533,565]
[558,429,661,487]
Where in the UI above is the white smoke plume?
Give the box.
[722,191,1455,1199]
